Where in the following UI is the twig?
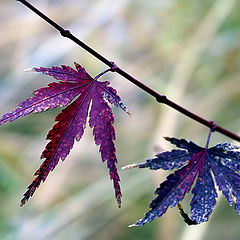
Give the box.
[16,0,240,142]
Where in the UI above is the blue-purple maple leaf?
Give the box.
[0,62,129,207]
[124,137,240,226]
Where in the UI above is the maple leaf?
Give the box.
[0,62,129,207]
[123,137,240,226]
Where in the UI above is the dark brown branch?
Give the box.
[16,0,240,142]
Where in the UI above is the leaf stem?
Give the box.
[94,62,117,80]
[205,121,217,149]
[16,0,240,142]
[94,69,111,81]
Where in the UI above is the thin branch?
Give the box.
[16,0,240,142]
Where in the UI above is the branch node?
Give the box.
[110,62,118,72]
[209,121,217,132]
[60,29,71,38]
[156,95,167,103]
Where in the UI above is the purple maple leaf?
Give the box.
[123,137,240,226]
[0,62,129,207]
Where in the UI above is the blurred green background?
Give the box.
[0,0,240,239]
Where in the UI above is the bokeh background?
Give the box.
[0,0,240,239]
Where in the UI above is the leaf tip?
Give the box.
[121,163,138,169]
[177,201,198,226]
[126,110,132,118]
[163,136,171,141]
[117,197,122,208]
[128,223,137,228]
[20,197,27,207]
[24,67,36,72]
[74,62,84,72]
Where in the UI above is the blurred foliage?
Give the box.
[0,0,240,239]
